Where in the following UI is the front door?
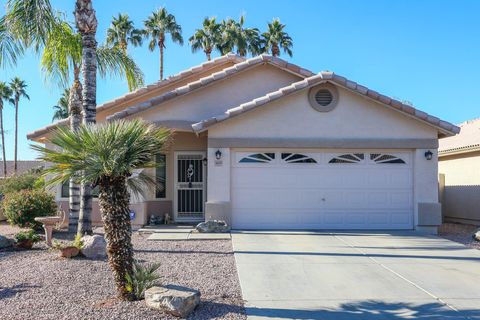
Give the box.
[174,152,206,221]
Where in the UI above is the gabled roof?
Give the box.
[105,55,313,122]
[191,72,460,137]
[27,53,246,140]
[439,118,479,156]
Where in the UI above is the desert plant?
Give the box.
[73,233,83,250]
[0,170,43,195]
[3,189,57,227]
[15,229,41,242]
[125,260,161,300]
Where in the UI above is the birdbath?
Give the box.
[34,216,61,246]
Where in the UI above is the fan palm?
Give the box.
[0,17,23,68]
[261,18,293,57]
[107,14,143,53]
[52,88,70,121]
[0,82,13,178]
[144,8,183,80]
[9,77,30,175]
[189,17,222,61]
[222,15,261,57]
[33,119,171,299]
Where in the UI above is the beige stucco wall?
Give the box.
[207,84,440,230]
[439,151,480,224]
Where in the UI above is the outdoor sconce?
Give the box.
[215,149,222,160]
[424,150,433,160]
[202,157,208,166]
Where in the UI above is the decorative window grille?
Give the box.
[239,153,275,163]
[329,153,364,164]
[370,153,406,164]
[281,153,317,163]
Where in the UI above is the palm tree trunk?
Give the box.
[272,43,280,57]
[0,105,6,178]
[68,77,82,232]
[75,0,97,236]
[98,176,133,299]
[159,35,164,80]
[205,48,211,61]
[14,98,18,174]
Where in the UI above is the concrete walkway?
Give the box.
[140,225,231,240]
[232,231,480,319]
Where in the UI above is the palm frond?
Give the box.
[0,17,24,68]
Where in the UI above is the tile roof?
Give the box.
[439,118,480,156]
[0,160,44,177]
[105,55,314,122]
[27,53,246,140]
[191,72,460,137]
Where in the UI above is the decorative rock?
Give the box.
[145,285,200,318]
[0,235,13,249]
[473,229,480,242]
[195,220,230,233]
[81,235,107,259]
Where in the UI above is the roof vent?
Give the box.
[308,84,339,112]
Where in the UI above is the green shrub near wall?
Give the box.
[3,190,57,227]
[0,171,44,195]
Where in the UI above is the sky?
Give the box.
[0,0,479,160]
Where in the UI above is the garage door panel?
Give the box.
[231,150,413,230]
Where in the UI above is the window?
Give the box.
[61,181,99,198]
[370,153,405,164]
[155,154,167,198]
[329,153,364,164]
[281,153,317,163]
[239,153,275,163]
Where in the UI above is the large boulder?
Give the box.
[195,220,230,233]
[0,235,13,249]
[473,229,480,242]
[145,285,200,318]
[80,235,107,259]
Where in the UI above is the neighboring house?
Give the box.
[27,54,459,232]
[439,118,480,225]
[0,160,44,178]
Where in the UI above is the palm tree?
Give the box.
[144,8,183,80]
[261,18,293,57]
[106,14,143,53]
[33,119,171,299]
[189,17,223,61]
[0,17,23,68]
[221,15,261,57]
[0,82,13,178]
[9,77,30,175]
[52,88,70,121]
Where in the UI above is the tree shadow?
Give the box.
[189,300,246,319]
[0,283,41,300]
[245,300,480,319]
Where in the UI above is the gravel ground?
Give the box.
[0,223,246,320]
[438,222,480,250]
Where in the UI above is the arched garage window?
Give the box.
[370,153,406,164]
[239,153,275,163]
[329,153,364,164]
[281,153,317,163]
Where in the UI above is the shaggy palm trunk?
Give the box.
[68,76,82,232]
[13,97,18,174]
[98,176,133,299]
[0,104,6,177]
[75,0,97,235]
[205,48,211,61]
[159,35,165,80]
[271,43,280,57]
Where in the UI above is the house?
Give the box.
[439,118,480,225]
[27,54,459,232]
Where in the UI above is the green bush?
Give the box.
[0,171,44,196]
[3,190,57,227]
[125,261,161,300]
[15,229,41,243]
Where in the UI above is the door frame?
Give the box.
[173,151,207,222]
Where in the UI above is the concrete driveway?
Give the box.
[232,231,480,319]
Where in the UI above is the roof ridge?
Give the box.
[192,71,460,136]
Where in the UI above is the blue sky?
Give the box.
[0,0,479,160]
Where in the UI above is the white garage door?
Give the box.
[231,150,413,230]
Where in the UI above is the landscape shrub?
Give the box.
[15,229,41,243]
[3,189,57,227]
[0,170,44,196]
[125,261,161,300]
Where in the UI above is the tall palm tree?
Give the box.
[0,82,13,178]
[144,8,183,80]
[9,77,30,175]
[261,18,293,57]
[221,15,261,57]
[106,13,143,53]
[52,88,70,121]
[34,120,171,299]
[0,17,23,68]
[189,17,222,61]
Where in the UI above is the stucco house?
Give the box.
[439,118,480,225]
[28,54,459,232]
